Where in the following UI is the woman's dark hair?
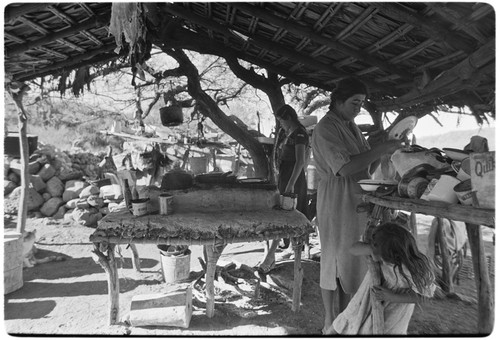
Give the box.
[276,104,300,124]
[329,77,369,110]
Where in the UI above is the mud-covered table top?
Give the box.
[90,208,314,246]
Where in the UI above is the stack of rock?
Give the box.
[4,142,123,228]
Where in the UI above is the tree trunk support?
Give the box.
[9,85,29,235]
[92,242,120,325]
[465,223,493,335]
[129,244,141,272]
[291,236,304,312]
[204,241,226,318]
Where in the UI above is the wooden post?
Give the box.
[364,205,384,334]
[129,244,141,272]
[204,242,226,318]
[436,218,453,292]
[409,212,417,235]
[291,237,304,312]
[465,223,493,334]
[8,83,30,235]
[92,243,120,325]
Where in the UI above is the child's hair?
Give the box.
[372,222,435,294]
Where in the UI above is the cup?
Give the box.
[159,194,174,215]
[131,198,149,216]
[280,193,297,210]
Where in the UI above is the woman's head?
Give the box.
[371,222,434,293]
[276,104,299,121]
[329,77,368,120]
[275,104,301,130]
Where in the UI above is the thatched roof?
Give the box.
[4,2,495,121]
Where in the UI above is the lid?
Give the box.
[388,116,418,140]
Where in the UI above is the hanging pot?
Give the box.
[160,105,183,127]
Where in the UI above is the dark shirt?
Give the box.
[278,125,309,163]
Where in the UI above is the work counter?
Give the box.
[89,207,313,325]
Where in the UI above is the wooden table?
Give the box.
[362,194,495,334]
[89,208,313,325]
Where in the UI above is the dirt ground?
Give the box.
[3,214,495,336]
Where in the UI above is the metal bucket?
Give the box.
[160,249,191,283]
[4,231,24,294]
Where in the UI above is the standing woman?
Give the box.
[258,104,309,273]
[311,78,403,333]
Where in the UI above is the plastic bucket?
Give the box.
[160,249,191,283]
[426,175,461,204]
[4,231,24,294]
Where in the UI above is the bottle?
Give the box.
[123,179,133,211]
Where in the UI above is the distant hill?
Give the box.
[415,127,495,151]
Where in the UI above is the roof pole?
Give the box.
[8,82,30,235]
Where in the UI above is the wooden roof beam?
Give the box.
[162,4,395,94]
[157,27,329,91]
[4,3,51,23]
[426,3,488,43]
[373,3,475,54]
[228,2,414,80]
[12,44,118,81]
[375,39,494,111]
[6,15,110,57]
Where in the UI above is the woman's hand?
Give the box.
[381,139,405,154]
[371,285,395,302]
[285,184,295,193]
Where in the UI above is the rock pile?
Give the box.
[4,143,123,227]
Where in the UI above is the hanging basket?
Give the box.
[160,105,183,127]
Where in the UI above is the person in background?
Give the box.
[311,77,403,333]
[258,104,309,273]
[324,222,436,335]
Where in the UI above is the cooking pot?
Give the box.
[161,169,194,190]
[160,105,183,127]
[398,176,429,199]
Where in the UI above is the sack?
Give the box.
[390,146,449,177]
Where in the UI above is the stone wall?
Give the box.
[4,143,122,228]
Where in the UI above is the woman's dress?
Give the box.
[311,112,370,293]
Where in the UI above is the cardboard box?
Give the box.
[470,152,495,209]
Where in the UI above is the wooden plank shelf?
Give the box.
[361,194,494,227]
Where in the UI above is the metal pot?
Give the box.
[160,105,183,126]
[161,170,194,190]
[399,176,429,199]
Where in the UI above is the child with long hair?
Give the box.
[324,222,436,335]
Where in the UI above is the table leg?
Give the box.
[465,223,493,334]
[364,204,385,334]
[291,237,304,312]
[92,242,120,325]
[204,242,226,318]
[128,243,141,272]
[436,218,453,293]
